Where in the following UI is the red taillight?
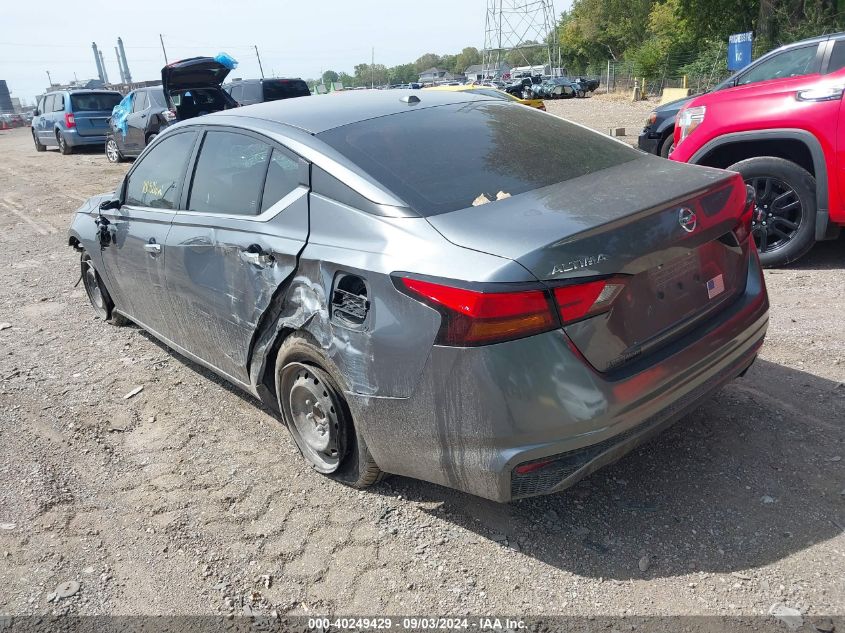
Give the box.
[735,184,755,244]
[553,279,625,325]
[64,113,75,128]
[163,109,177,122]
[400,278,557,346]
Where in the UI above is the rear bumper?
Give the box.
[348,250,768,502]
[64,128,108,146]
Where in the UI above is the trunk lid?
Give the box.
[425,156,751,371]
[70,92,122,137]
[161,56,237,116]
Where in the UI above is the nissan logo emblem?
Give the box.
[678,207,698,233]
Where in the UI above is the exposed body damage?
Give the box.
[70,90,768,501]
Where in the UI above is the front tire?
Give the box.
[659,137,674,159]
[57,131,72,155]
[105,136,123,163]
[275,335,384,488]
[80,253,129,325]
[727,156,816,267]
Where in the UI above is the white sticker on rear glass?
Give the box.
[706,274,725,299]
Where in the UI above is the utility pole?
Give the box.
[371,47,374,89]
[254,45,265,78]
[159,34,168,64]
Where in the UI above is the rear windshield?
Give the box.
[317,101,638,216]
[70,93,122,112]
[148,89,167,108]
[262,80,310,101]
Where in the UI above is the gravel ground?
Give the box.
[544,93,657,145]
[0,107,844,631]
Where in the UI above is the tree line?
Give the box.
[313,0,845,88]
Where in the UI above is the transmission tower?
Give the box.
[482,0,559,78]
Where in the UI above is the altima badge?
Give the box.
[678,207,698,233]
[551,253,608,275]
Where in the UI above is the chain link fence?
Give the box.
[567,40,776,98]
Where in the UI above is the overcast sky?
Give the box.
[0,0,570,105]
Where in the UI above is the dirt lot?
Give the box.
[1,99,844,629]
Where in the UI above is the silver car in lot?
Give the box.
[69,90,769,502]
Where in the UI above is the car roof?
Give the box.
[203,88,498,134]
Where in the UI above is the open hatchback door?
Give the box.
[161,55,239,121]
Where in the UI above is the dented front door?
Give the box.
[163,133,310,384]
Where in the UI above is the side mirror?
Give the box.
[99,199,120,211]
[33,110,40,117]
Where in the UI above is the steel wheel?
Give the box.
[281,362,344,473]
[748,176,803,254]
[82,256,109,319]
[105,138,121,163]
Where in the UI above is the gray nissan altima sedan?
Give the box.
[69,89,769,502]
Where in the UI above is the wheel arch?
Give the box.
[689,129,831,240]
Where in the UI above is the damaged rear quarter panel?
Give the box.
[250,192,535,408]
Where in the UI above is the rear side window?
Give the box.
[263,80,310,101]
[188,131,272,215]
[736,45,820,86]
[827,40,845,73]
[125,132,196,209]
[261,149,302,212]
[149,90,167,108]
[70,93,122,112]
[52,94,65,112]
[132,91,148,112]
[241,83,262,104]
[318,101,637,216]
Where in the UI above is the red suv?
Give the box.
[671,33,845,266]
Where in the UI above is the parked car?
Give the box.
[671,32,845,266]
[223,78,310,106]
[638,96,694,158]
[69,89,768,502]
[538,78,576,99]
[105,87,175,163]
[32,89,122,154]
[2,113,26,128]
[162,56,238,121]
[571,76,600,96]
[425,83,545,110]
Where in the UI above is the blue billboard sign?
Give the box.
[728,32,753,71]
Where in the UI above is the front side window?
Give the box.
[188,131,272,215]
[736,45,819,86]
[125,132,196,209]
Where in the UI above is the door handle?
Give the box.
[143,240,161,255]
[240,244,274,267]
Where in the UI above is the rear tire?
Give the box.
[727,156,816,267]
[57,131,72,155]
[105,136,123,163]
[275,335,384,488]
[33,131,46,152]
